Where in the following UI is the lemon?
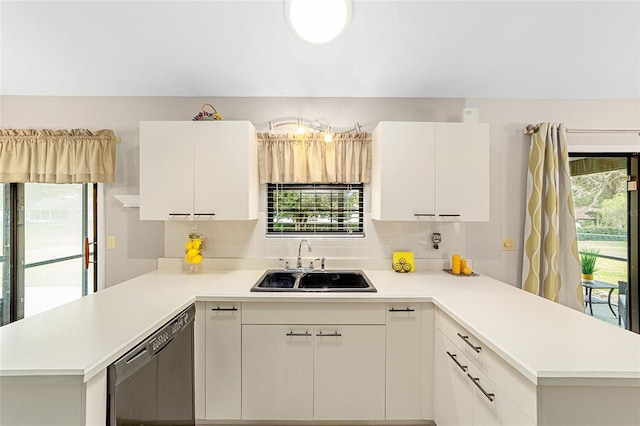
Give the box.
[186,248,199,259]
[192,239,202,250]
[185,241,193,250]
[192,254,203,264]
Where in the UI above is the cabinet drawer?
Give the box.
[242,302,386,324]
[437,310,536,423]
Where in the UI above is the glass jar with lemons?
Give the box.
[185,232,205,274]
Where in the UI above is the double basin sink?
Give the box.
[251,269,376,293]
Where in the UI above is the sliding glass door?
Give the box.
[570,154,638,332]
[0,183,96,325]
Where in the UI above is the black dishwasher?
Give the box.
[107,304,195,426]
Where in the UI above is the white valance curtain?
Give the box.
[257,133,371,184]
[521,123,584,311]
[0,129,116,183]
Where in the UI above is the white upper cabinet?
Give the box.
[139,121,258,220]
[372,122,436,221]
[371,121,490,221]
[435,123,490,221]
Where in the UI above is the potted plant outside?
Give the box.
[580,248,599,282]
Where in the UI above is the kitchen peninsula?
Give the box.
[1,260,639,426]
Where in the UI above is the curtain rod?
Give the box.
[524,124,640,135]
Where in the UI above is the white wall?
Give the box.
[2,96,638,287]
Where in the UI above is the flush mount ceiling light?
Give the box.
[284,0,353,45]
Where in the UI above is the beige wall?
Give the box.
[1,96,638,287]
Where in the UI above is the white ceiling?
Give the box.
[1,0,639,98]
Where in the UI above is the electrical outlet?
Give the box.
[383,238,391,253]
[502,237,515,251]
[107,236,116,250]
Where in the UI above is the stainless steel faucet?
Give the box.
[297,239,311,268]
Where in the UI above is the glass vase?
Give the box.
[185,231,205,274]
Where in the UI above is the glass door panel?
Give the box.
[570,156,630,328]
[24,258,83,317]
[22,183,93,319]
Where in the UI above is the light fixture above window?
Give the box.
[268,118,363,143]
[284,0,353,45]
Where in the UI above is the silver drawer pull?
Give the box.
[286,331,311,337]
[414,213,436,217]
[389,307,415,312]
[457,332,482,353]
[467,374,495,402]
[211,306,238,311]
[316,331,342,337]
[446,351,467,372]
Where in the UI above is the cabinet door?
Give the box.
[470,367,534,426]
[139,121,196,220]
[386,303,422,420]
[194,121,258,220]
[241,325,313,420]
[434,330,473,426]
[372,122,436,220]
[205,303,241,420]
[314,325,385,420]
[435,123,490,221]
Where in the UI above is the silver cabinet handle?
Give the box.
[286,331,311,337]
[439,214,461,218]
[467,374,495,402]
[389,307,415,312]
[446,351,467,372]
[211,306,238,311]
[414,213,435,217]
[457,333,482,353]
[316,331,342,337]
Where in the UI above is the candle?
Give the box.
[452,254,461,275]
[460,258,467,270]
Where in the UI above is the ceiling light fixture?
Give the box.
[284,0,353,45]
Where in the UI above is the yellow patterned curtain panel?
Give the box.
[0,129,116,183]
[521,123,584,311]
[257,133,371,184]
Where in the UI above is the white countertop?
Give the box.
[1,264,639,387]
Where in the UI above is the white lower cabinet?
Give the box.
[471,366,534,426]
[385,303,423,420]
[314,325,386,420]
[434,330,473,426]
[240,302,387,421]
[435,308,535,426]
[435,330,534,426]
[241,325,314,420]
[242,324,385,421]
[204,302,242,420]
